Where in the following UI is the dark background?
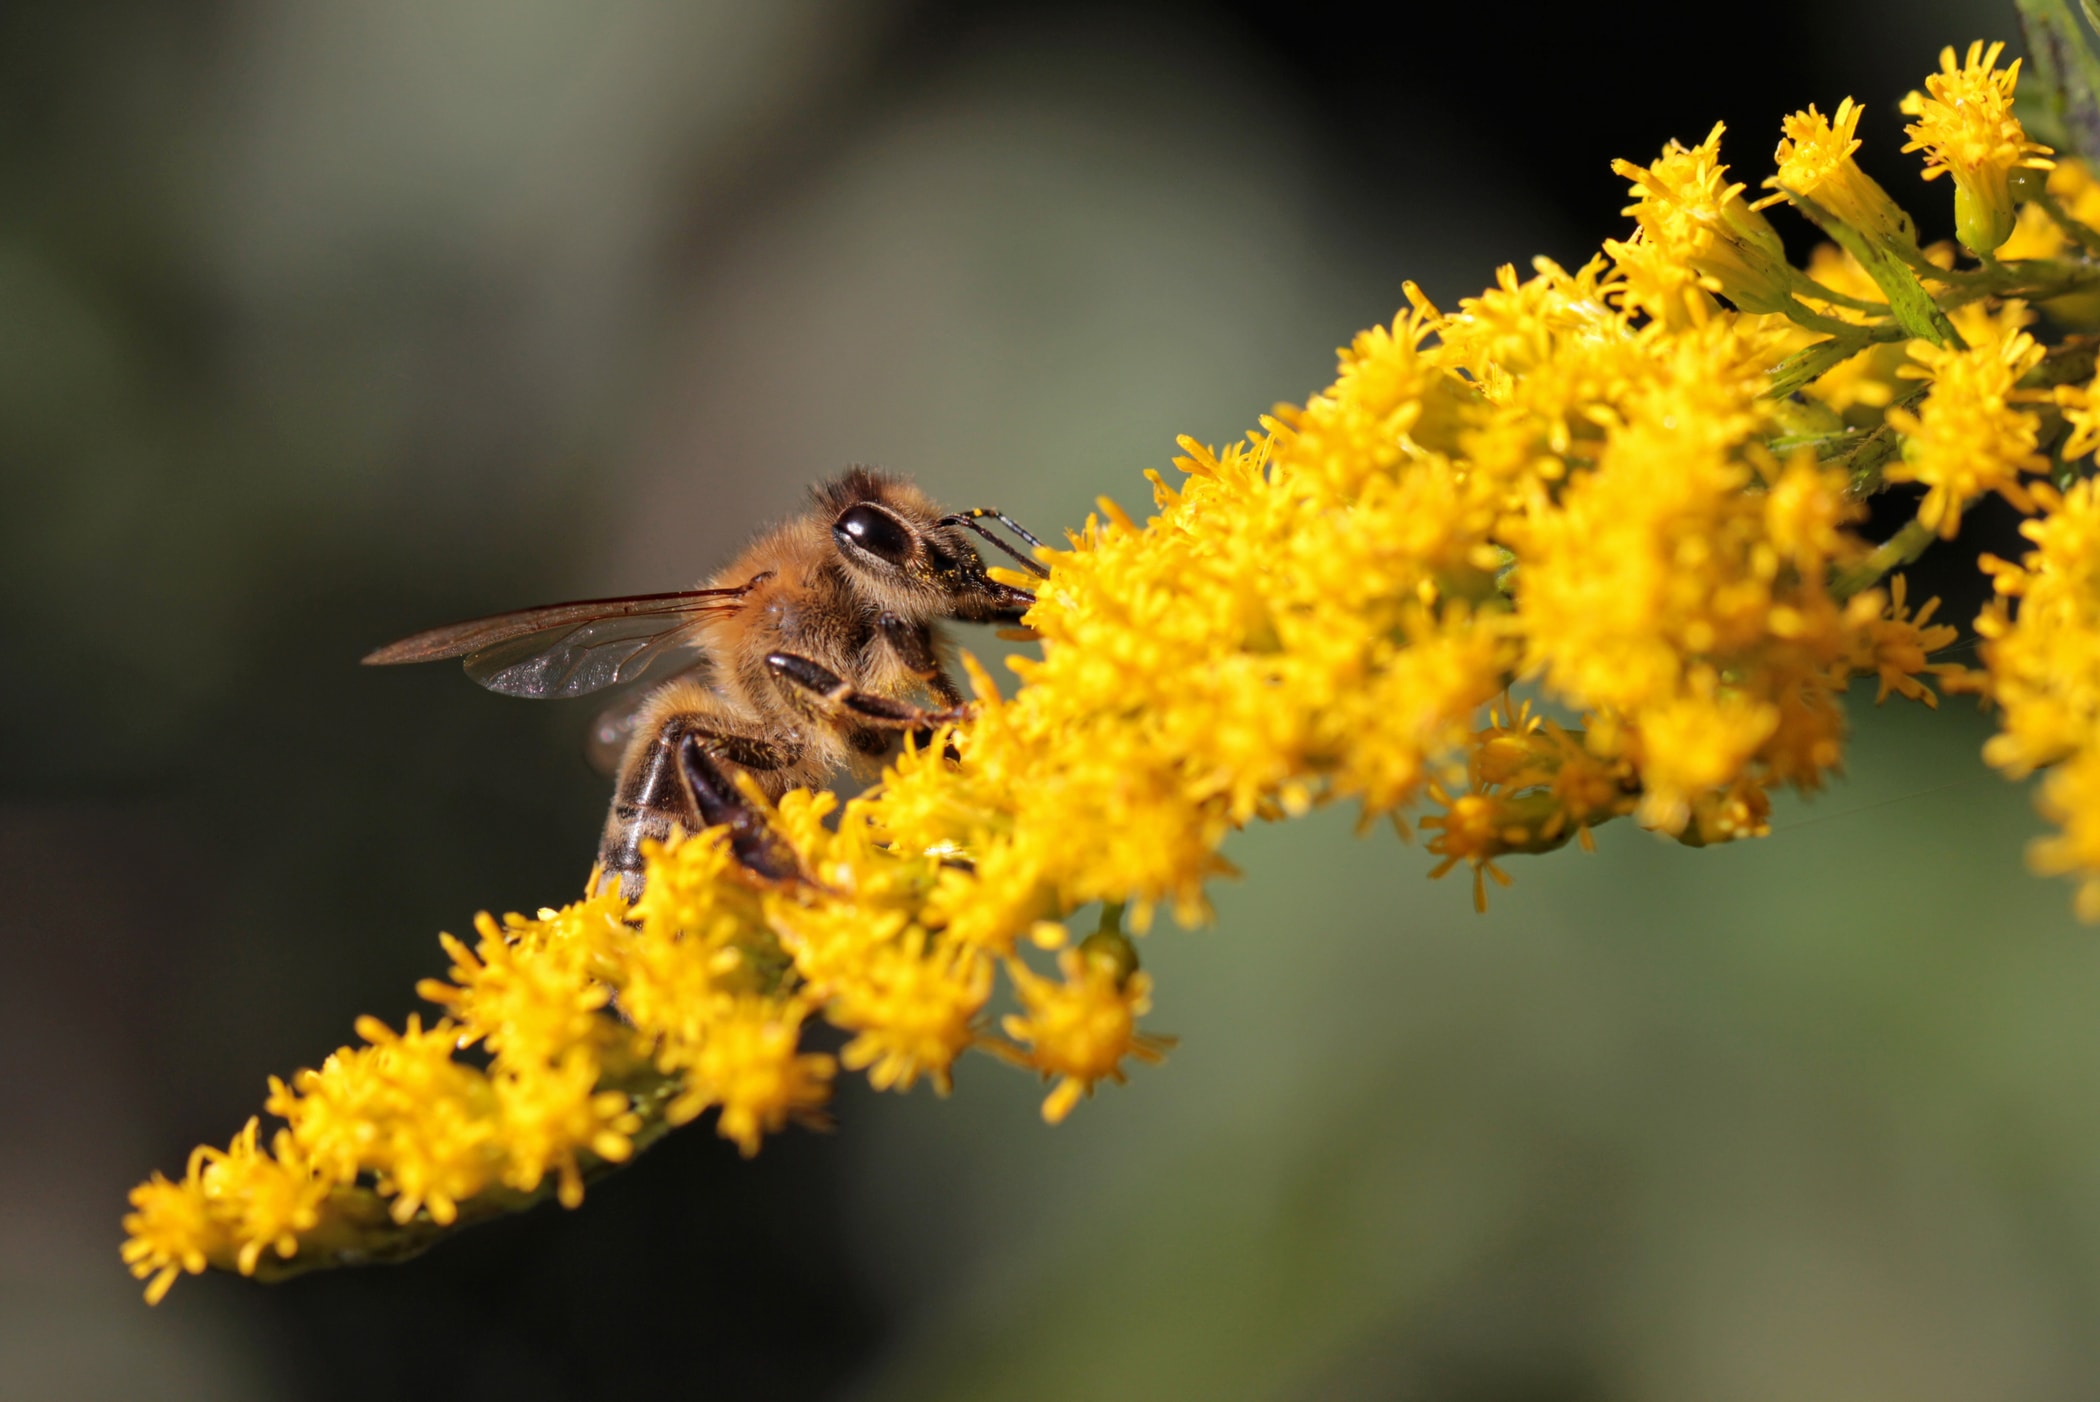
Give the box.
[13,2,2094,1399]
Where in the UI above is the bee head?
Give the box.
[818,468,1037,623]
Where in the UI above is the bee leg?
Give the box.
[597,717,798,895]
[765,651,968,729]
[873,616,966,760]
[675,733,803,885]
[876,612,964,707]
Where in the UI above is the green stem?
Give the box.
[1781,298,1877,337]
[2023,337,2100,390]
[2016,0,2100,165]
[1788,269,1886,314]
[1765,325,1905,400]
[1078,901,1140,984]
[1972,257,2100,303]
[1767,429,1867,459]
[1831,385,1928,498]
[1833,517,1938,600]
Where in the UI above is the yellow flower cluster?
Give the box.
[1978,475,2100,918]
[128,36,2100,1299]
[1609,123,1796,315]
[1885,302,2050,535]
[1762,98,1919,252]
[122,798,1165,1300]
[1901,41,2055,254]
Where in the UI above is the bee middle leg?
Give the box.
[598,716,801,894]
[764,651,968,730]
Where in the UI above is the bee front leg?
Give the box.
[876,612,964,707]
[764,651,969,729]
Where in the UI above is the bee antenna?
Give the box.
[941,509,1051,577]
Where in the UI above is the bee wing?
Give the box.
[363,585,756,700]
[461,612,717,699]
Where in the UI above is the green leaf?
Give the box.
[1778,189,1963,349]
[2018,0,2100,162]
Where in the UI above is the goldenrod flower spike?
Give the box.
[1900,41,2054,255]
[129,37,2100,1299]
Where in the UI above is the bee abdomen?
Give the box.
[596,725,690,897]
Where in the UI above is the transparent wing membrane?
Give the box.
[363,579,765,700]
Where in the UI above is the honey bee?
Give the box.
[364,468,1045,894]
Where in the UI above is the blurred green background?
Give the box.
[11,1,2095,1398]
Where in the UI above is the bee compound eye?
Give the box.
[834,503,914,566]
